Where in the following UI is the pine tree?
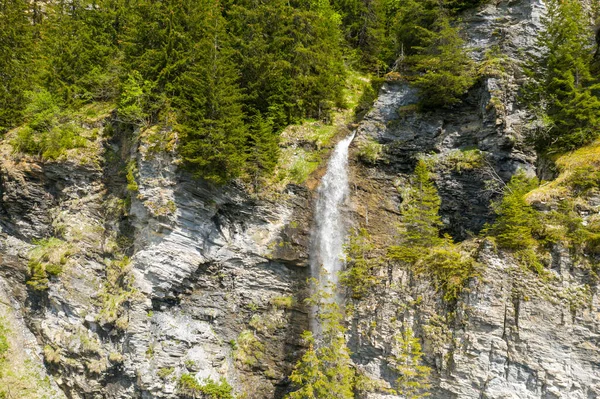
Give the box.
[489,171,539,250]
[286,282,355,399]
[0,0,34,132]
[390,327,431,399]
[388,160,443,264]
[176,0,247,184]
[226,0,346,129]
[330,0,386,71]
[245,113,280,192]
[411,15,476,109]
[38,0,120,105]
[340,228,380,299]
[529,0,600,151]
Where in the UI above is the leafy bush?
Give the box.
[357,137,384,165]
[420,243,478,303]
[178,374,234,399]
[27,238,73,291]
[11,89,87,160]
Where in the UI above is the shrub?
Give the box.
[357,137,384,165]
[178,374,234,399]
[98,257,135,329]
[270,296,295,309]
[27,238,73,291]
[11,89,87,160]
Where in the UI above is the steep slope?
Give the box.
[1,0,600,398]
[347,0,600,398]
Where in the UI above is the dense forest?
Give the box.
[2,0,597,181]
[1,0,494,184]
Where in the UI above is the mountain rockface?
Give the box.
[1,0,599,398]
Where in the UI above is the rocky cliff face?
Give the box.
[348,0,600,398]
[0,121,313,398]
[1,1,600,399]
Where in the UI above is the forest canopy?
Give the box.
[1,0,598,182]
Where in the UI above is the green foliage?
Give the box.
[388,160,443,264]
[354,78,384,121]
[27,237,73,291]
[226,0,346,129]
[11,90,87,160]
[117,71,155,127]
[390,327,431,399]
[340,228,381,299]
[245,113,280,192]
[410,16,476,109]
[420,242,477,303]
[357,137,384,165]
[271,295,295,309]
[286,281,355,399]
[234,330,265,368]
[388,160,477,303]
[488,171,540,250]
[125,160,139,192]
[526,0,600,152]
[0,318,9,362]
[0,0,33,133]
[98,256,135,330]
[37,0,120,105]
[174,1,247,184]
[331,0,387,71]
[178,374,235,399]
[443,149,484,172]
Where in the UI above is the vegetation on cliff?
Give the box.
[2,0,491,186]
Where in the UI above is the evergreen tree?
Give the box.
[340,228,380,299]
[489,171,539,250]
[390,327,431,399]
[388,160,443,264]
[528,0,600,151]
[287,281,355,399]
[245,113,280,192]
[38,0,120,105]
[226,0,346,129]
[176,0,247,184]
[410,15,476,108]
[330,0,386,71]
[0,0,34,132]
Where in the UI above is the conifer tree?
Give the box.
[529,0,600,151]
[39,0,120,105]
[411,15,476,108]
[226,0,346,129]
[175,0,247,184]
[489,171,539,250]
[390,327,431,399]
[0,0,34,132]
[389,160,443,264]
[331,0,386,71]
[245,113,280,192]
[287,281,355,399]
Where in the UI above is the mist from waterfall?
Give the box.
[309,133,355,330]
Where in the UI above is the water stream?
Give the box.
[309,133,355,330]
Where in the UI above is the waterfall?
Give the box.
[309,133,355,329]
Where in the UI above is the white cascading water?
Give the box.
[310,133,355,329]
